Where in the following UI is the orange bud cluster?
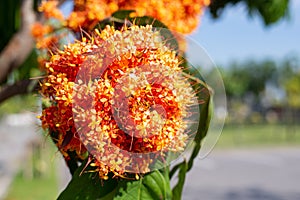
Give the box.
[38,0,64,20]
[120,0,210,34]
[31,22,59,51]
[37,0,210,34]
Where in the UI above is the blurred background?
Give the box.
[0,0,299,200]
[184,0,300,199]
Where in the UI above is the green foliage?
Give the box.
[58,159,172,200]
[208,0,290,25]
[111,10,136,19]
[217,124,300,148]
[5,142,58,200]
[222,60,277,98]
[171,161,187,200]
[279,57,300,108]
[114,170,172,200]
[0,94,38,116]
[284,71,300,108]
[5,171,58,200]
[222,57,300,112]
[57,159,118,200]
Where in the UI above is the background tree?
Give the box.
[209,0,290,25]
[284,72,300,108]
[222,60,277,100]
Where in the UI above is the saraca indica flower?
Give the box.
[40,25,198,178]
[39,0,210,34]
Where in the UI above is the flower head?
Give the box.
[40,25,197,178]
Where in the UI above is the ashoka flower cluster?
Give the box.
[39,0,210,34]
[40,25,198,178]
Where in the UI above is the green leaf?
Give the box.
[112,10,135,19]
[171,161,188,200]
[170,63,212,198]
[247,0,289,25]
[57,159,118,200]
[114,170,172,200]
[188,92,212,171]
[208,0,289,26]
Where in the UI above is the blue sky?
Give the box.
[190,0,300,66]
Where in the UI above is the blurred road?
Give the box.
[0,113,39,200]
[183,148,300,200]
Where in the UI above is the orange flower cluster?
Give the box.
[31,22,59,51]
[38,0,64,20]
[37,0,210,34]
[31,1,65,65]
[39,41,90,159]
[39,25,197,177]
[120,0,210,33]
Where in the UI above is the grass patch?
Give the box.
[4,171,58,200]
[216,124,300,148]
[0,94,38,117]
[4,142,59,200]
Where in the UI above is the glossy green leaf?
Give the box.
[114,170,172,200]
[57,159,118,200]
[188,92,212,171]
[112,10,135,19]
[171,161,188,200]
